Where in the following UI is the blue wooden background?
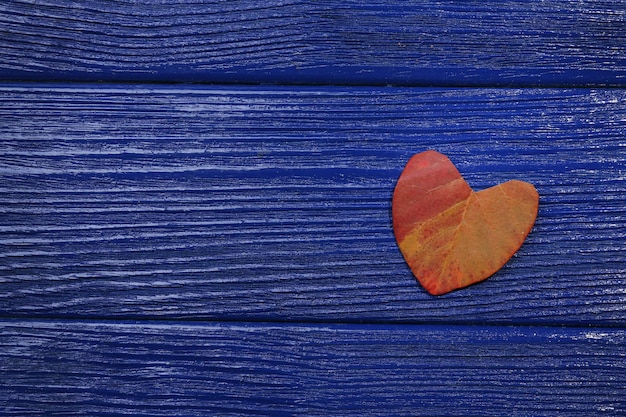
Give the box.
[1,1,625,416]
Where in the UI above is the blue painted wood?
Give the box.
[1,84,624,324]
[1,2,626,414]
[1,320,625,416]
[1,0,625,86]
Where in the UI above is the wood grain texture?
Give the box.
[1,84,625,324]
[1,0,625,86]
[1,320,624,416]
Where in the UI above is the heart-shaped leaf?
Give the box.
[392,150,538,295]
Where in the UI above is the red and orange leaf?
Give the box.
[392,150,539,295]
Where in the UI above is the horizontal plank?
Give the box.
[1,320,624,416]
[0,0,625,86]
[0,84,625,324]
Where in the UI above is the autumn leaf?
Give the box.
[392,150,539,295]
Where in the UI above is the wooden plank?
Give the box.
[1,0,625,86]
[1,320,624,416]
[0,84,625,324]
